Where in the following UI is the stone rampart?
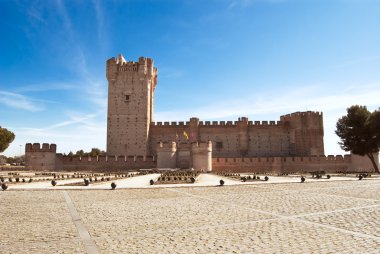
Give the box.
[212,154,376,174]
[56,154,156,171]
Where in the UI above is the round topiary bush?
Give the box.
[241,177,246,182]
[358,175,363,180]
[111,182,117,190]
[2,183,8,191]
[220,179,225,186]
[0,177,4,183]
[51,180,57,186]
[190,177,196,183]
[150,179,154,185]
[301,176,306,183]
[15,177,20,183]
[29,178,33,183]
[84,179,90,186]
[8,177,13,182]
[326,175,331,179]
[264,176,269,181]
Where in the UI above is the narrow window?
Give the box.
[124,95,130,102]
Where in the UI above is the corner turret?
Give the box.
[25,143,57,170]
[280,111,324,156]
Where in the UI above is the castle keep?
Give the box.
[25,54,378,173]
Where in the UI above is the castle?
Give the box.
[25,54,378,173]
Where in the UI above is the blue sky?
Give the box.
[1,0,379,157]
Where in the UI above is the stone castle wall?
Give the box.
[149,111,324,158]
[25,143,377,173]
[56,154,156,171]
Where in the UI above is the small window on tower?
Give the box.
[124,95,130,102]
[216,141,223,149]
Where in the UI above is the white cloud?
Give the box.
[0,91,44,111]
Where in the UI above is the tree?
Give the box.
[336,105,379,173]
[0,127,15,153]
[75,149,85,157]
[89,148,105,157]
[90,148,100,157]
[74,148,105,157]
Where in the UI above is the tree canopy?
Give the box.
[336,105,380,173]
[0,126,15,153]
[71,148,106,157]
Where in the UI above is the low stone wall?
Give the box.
[212,154,377,174]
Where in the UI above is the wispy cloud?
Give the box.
[13,82,77,93]
[227,0,286,9]
[50,0,108,111]
[0,91,44,111]
[8,110,106,156]
[92,0,106,45]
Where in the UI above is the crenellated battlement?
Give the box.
[151,118,284,127]
[106,54,158,88]
[60,154,156,163]
[280,111,323,120]
[25,143,56,153]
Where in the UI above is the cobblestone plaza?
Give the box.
[1,178,380,253]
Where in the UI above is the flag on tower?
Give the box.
[183,131,189,140]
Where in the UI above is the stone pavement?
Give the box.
[1,178,380,253]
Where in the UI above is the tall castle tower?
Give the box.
[106,54,157,156]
